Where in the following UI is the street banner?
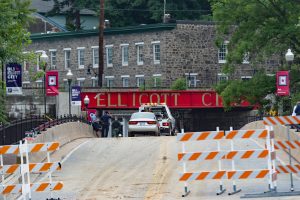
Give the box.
[87,109,97,122]
[46,71,59,96]
[6,63,22,95]
[276,71,289,96]
[71,86,81,106]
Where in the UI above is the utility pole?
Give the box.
[98,0,105,87]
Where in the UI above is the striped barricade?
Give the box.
[177,128,273,197]
[0,141,63,199]
[0,162,61,175]
[0,182,63,195]
[0,142,60,155]
[273,140,300,150]
[263,116,300,126]
[276,164,300,174]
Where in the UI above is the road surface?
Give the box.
[28,136,300,200]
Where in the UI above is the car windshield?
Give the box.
[131,112,155,120]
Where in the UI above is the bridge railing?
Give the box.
[0,115,89,145]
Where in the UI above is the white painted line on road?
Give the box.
[39,139,91,182]
[250,138,300,181]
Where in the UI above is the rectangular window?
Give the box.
[217,73,228,82]
[136,75,145,87]
[63,79,68,91]
[35,80,43,88]
[64,48,71,69]
[152,41,160,64]
[136,43,144,65]
[121,75,130,87]
[153,74,162,88]
[77,78,85,87]
[91,77,98,87]
[218,41,228,63]
[106,45,113,67]
[105,76,114,87]
[242,52,250,64]
[185,73,197,87]
[50,50,57,69]
[241,76,252,81]
[35,50,44,71]
[121,44,129,66]
[92,46,99,68]
[23,52,29,72]
[22,81,30,88]
[77,47,85,68]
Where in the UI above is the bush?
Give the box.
[171,78,187,90]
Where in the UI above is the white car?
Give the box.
[128,112,160,137]
[139,103,176,136]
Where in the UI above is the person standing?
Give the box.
[101,111,112,137]
[293,101,300,116]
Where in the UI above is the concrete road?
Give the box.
[30,136,300,200]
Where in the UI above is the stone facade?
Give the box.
[25,22,280,90]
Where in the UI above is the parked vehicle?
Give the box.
[128,112,160,137]
[139,103,176,135]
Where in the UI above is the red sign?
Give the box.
[276,71,289,96]
[81,90,251,109]
[46,71,59,96]
[87,109,97,122]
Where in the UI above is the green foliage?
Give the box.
[210,0,300,70]
[104,0,212,27]
[171,78,187,90]
[0,0,33,123]
[214,72,276,111]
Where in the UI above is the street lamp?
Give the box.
[285,48,294,70]
[66,69,73,116]
[84,95,90,121]
[40,51,48,116]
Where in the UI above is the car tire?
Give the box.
[128,132,134,137]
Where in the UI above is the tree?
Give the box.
[171,78,187,90]
[210,0,300,111]
[43,0,99,30]
[105,0,212,27]
[0,0,33,123]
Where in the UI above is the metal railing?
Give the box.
[0,115,88,145]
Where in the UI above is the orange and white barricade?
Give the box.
[177,127,273,197]
[0,140,63,200]
[263,116,300,193]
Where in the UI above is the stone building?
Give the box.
[26,21,279,90]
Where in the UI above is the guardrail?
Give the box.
[0,115,89,145]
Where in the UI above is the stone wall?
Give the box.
[25,22,280,89]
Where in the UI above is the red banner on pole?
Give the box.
[46,71,59,96]
[276,71,290,96]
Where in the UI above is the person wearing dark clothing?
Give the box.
[294,101,300,116]
[100,111,112,137]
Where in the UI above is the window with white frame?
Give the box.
[135,75,145,87]
[185,73,198,87]
[153,74,162,88]
[242,52,250,64]
[152,41,160,64]
[121,75,130,87]
[92,46,99,68]
[49,49,57,69]
[35,79,43,88]
[121,44,129,66]
[22,81,30,88]
[91,77,98,87]
[241,76,252,81]
[105,76,114,88]
[77,78,85,86]
[217,73,228,82]
[77,47,85,68]
[64,48,71,69]
[136,42,144,65]
[105,45,113,67]
[35,50,44,71]
[218,41,229,63]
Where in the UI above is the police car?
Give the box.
[139,103,176,136]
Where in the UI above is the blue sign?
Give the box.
[71,86,81,106]
[6,63,22,95]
